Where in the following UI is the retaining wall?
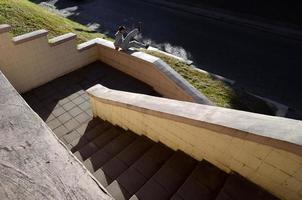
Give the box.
[0,24,211,104]
[95,38,211,104]
[88,84,302,200]
[0,25,98,93]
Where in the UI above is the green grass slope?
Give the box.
[0,0,107,42]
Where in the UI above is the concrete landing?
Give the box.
[22,61,160,142]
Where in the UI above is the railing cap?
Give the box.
[13,29,48,45]
[0,24,11,33]
[87,84,302,156]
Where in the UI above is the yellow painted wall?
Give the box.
[89,93,302,200]
[0,31,98,93]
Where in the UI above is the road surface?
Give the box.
[33,0,302,112]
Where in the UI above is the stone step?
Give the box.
[77,119,112,140]
[215,173,279,200]
[106,143,173,200]
[73,126,122,162]
[93,136,155,187]
[53,116,280,200]
[129,151,197,200]
[83,130,137,173]
[70,120,112,153]
[171,160,227,200]
[57,119,112,149]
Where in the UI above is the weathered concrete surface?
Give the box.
[0,71,112,200]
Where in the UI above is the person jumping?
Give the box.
[114,24,149,51]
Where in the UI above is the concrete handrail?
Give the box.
[95,38,212,105]
[87,84,302,200]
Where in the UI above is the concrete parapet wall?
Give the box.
[87,84,302,200]
[0,25,98,93]
[95,38,211,104]
[0,24,211,104]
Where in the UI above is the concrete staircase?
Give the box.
[61,118,279,200]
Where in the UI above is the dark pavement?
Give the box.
[32,0,302,111]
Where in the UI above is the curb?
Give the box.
[146,46,236,85]
[247,92,289,117]
[148,47,193,65]
[190,66,236,85]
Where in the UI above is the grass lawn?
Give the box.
[0,0,274,115]
[0,0,108,43]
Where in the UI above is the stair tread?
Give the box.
[131,143,174,178]
[171,160,227,200]
[73,142,98,162]
[69,135,89,152]
[71,120,111,153]
[76,118,106,136]
[130,179,169,200]
[83,130,137,173]
[93,127,123,148]
[131,151,197,200]
[83,121,112,140]
[73,126,121,162]
[215,173,279,200]
[114,135,155,166]
[67,120,279,200]
[94,136,155,187]
[93,158,124,187]
[107,143,173,200]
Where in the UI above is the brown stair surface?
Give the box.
[107,143,174,200]
[22,61,280,200]
[170,160,227,200]
[83,131,137,172]
[73,126,123,162]
[129,151,197,200]
[215,173,279,200]
[67,118,279,200]
[93,136,155,186]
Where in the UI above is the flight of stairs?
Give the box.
[63,118,279,200]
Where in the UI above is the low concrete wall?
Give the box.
[0,71,112,200]
[0,25,98,93]
[95,38,212,104]
[87,84,302,200]
[0,24,211,104]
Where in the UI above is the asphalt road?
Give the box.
[33,0,302,111]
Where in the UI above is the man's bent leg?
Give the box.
[122,28,139,48]
[128,41,147,49]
